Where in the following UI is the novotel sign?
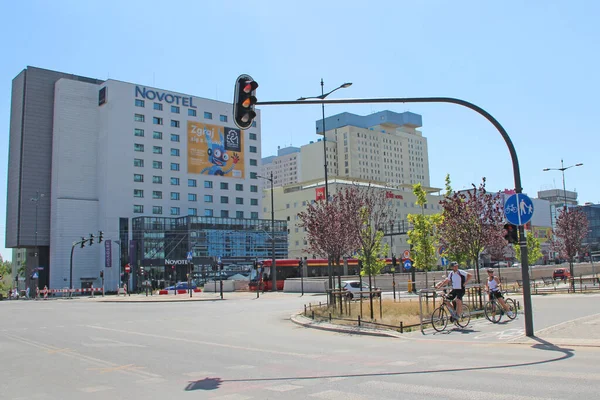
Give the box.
[165,259,190,265]
[135,86,197,108]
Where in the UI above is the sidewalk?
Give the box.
[510,313,600,348]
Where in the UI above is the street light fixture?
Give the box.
[542,159,583,210]
[297,80,352,203]
[257,171,277,292]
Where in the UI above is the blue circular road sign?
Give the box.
[504,193,534,226]
[403,260,412,271]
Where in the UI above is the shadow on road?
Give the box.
[190,337,574,390]
[184,377,222,391]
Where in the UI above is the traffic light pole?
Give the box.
[255,95,534,337]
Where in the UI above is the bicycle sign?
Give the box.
[504,193,534,226]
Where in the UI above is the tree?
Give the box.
[298,186,362,295]
[349,184,395,319]
[0,259,13,294]
[551,208,589,289]
[514,231,543,267]
[407,183,442,288]
[438,177,507,288]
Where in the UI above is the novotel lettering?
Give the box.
[135,86,196,108]
[165,259,190,265]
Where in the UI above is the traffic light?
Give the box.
[233,74,258,129]
[89,233,95,245]
[392,256,397,267]
[358,260,363,269]
[100,270,104,278]
[80,237,86,248]
[298,259,303,268]
[98,231,103,243]
[504,224,519,244]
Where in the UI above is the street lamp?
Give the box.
[30,190,44,294]
[542,159,583,210]
[297,80,352,203]
[257,171,277,292]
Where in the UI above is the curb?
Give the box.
[290,313,403,338]
[94,297,225,304]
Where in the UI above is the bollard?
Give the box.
[400,321,404,333]
[311,310,315,320]
[304,304,306,316]
[329,313,332,322]
[358,315,361,327]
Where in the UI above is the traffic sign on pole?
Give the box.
[125,264,131,274]
[187,251,193,261]
[438,246,445,256]
[403,260,412,271]
[402,250,410,261]
[504,193,534,226]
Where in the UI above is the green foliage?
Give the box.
[0,260,12,293]
[407,184,442,271]
[356,208,389,276]
[514,232,543,265]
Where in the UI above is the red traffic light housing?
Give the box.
[233,74,258,129]
[504,224,519,244]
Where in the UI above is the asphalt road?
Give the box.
[1,292,599,399]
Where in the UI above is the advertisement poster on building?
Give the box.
[187,121,244,178]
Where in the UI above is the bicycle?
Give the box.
[431,292,471,332]
[484,290,517,323]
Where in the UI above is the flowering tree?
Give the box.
[298,186,362,291]
[438,176,507,286]
[550,208,589,289]
[407,183,442,288]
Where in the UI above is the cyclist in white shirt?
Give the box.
[435,261,471,319]
[485,268,513,317]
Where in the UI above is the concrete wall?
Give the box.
[284,278,328,293]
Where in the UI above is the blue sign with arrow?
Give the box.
[504,193,534,226]
[403,260,412,271]
[187,251,193,261]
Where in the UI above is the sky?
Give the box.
[0,0,598,261]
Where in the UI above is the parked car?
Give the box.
[553,268,571,281]
[165,282,197,290]
[338,280,381,299]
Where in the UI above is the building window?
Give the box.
[221,210,229,218]
[152,176,162,184]
[188,109,196,117]
[249,146,257,153]
[251,185,258,193]
[153,146,162,154]
[251,198,258,206]
[188,179,197,187]
[170,163,180,171]
[134,159,144,167]
[134,143,144,152]
[134,205,144,213]
[204,112,213,119]
[171,105,180,114]
[171,148,180,156]
[170,207,180,216]
[153,131,163,139]
[220,182,229,190]
[204,195,213,203]
[205,209,213,217]
[153,161,162,169]
[170,120,180,128]
[134,128,144,137]
[153,117,163,125]
[171,134,180,142]
[152,190,162,199]
[134,174,144,182]
[251,212,259,219]
[236,197,244,205]
[135,99,145,107]
[204,181,213,188]
[250,172,257,179]
[188,208,197,216]
[170,177,180,185]
[235,184,243,191]
[171,192,180,200]
[154,103,163,111]
[220,196,229,204]
[134,114,145,122]
[236,211,244,219]
[249,159,257,166]
[188,193,197,201]
[153,206,163,215]
[249,132,257,140]
[220,115,227,122]
[134,189,144,198]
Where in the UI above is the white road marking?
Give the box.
[265,384,303,392]
[78,386,113,393]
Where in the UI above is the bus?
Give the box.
[253,258,397,291]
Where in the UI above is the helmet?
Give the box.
[487,268,494,273]
[449,261,459,267]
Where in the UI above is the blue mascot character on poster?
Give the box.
[201,129,240,176]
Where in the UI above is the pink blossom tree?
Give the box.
[550,208,589,289]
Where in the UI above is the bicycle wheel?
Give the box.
[484,301,502,323]
[505,298,517,320]
[431,306,448,332]
[455,304,471,328]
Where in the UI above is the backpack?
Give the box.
[449,271,466,289]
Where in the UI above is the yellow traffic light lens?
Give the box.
[242,98,251,108]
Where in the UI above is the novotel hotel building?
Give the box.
[6,66,287,291]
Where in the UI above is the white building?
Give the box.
[6,67,269,291]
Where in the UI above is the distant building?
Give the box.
[537,189,579,228]
[575,203,600,253]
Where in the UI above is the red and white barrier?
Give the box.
[159,288,202,295]
[48,287,104,295]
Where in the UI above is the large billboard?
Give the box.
[187,121,244,178]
